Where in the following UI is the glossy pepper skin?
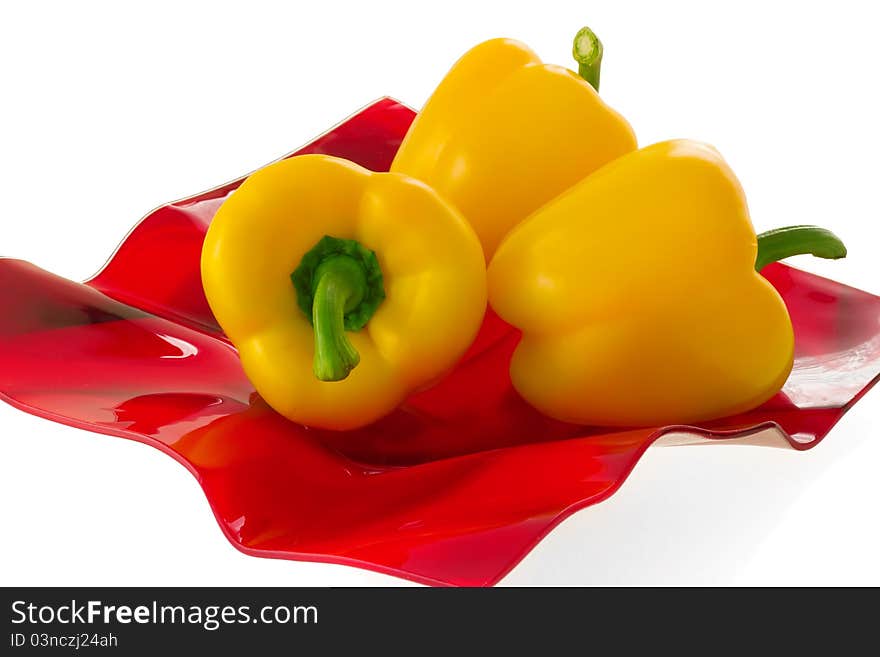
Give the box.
[201,154,487,430]
[488,140,794,427]
[390,38,637,260]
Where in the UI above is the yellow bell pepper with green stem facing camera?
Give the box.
[488,140,846,426]
[201,154,487,431]
[390,27,636,260]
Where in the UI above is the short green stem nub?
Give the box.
[755,225,847,272]
[291,236,385,382]
[572,26,603,92]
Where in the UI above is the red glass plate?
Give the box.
[1,98,879,586]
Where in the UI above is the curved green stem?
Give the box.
[572,26,603,91]
[755,225,847,271]
[311,256,366,381]
[291,235,386,382]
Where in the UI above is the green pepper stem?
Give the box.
[755,225,847,272]
[291,235,386,382]
[572,26,603,92]
[310,255,367,381]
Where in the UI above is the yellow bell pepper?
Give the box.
[488,140,846,426]
[201,154,487,430]
[390,30,637,260]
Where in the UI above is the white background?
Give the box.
[1,0,878,586]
